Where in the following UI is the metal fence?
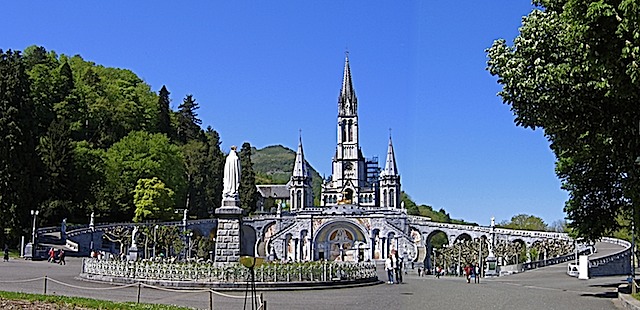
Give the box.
[82,259,378,283]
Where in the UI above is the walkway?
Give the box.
[0,242,627,309]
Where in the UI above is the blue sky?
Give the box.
[3,1,567,226]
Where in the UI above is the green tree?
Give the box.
[104,131,186,221]
[132,177,175,222]
[500,214,548,231]
[176,94,204,144]
[37,118,77,225]
[0,49,44,245]
[401,192,419,215]
[71,141,106,218]
[239,142,258,214]
[156,85,173,138]
[205,127,225,212]
[487,0,640,240]
[181,140,209,218]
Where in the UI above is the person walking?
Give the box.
[3,245,9,262]
[463,263,472,283]
[474,263,480,283]
[48,248,55,263]
[385,255,395,284]
[393,250,403,284]
[58,249,66,265]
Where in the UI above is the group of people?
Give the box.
[47,247,66,265]
[463,263,481,283]
[384,249,404,284]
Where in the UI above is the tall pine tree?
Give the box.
[176,94,204,144]
[157,85,173,139]
[239,142,258,214]
[205,127,225,213]
[0,50,44,245]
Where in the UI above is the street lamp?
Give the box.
[457,241,462,276]
[30,210,39,259]
[153,225,159,258]
[187,232,193,260]
[30,210,39,245]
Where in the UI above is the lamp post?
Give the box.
[153,225,159,258]
[457,241,461,276]
[30,210,39,259]
[187,232,193,260]
[30,210,39,246]
[89,212,95,252]
[632,154,640,294]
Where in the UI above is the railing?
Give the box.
[81,259,378,283]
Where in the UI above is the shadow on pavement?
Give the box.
[580,292,618,299]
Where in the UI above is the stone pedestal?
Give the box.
[128,246,140,261]
[23,243,33,260]
[485,255,498,277]
[214,198,244,264]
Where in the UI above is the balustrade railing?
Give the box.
[82,259,378,283]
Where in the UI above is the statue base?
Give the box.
[485,255,498,277]
[214,198,244,264]
[128,246,140,261]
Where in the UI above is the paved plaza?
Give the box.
[0,253,627,310]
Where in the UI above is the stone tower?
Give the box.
[289,134,313,211]
[321,54,370,206]
[379,135,401,209]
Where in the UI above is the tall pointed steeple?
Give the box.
[379,132,401,209]
[293,133,307,178]
[338,52,357,116]
[289,132,313,212]
[382,135,398,177]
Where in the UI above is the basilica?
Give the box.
[243,55,418,262]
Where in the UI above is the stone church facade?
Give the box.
[242,55,417,262]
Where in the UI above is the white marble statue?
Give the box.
[222,146,241,199]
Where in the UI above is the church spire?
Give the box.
[382,134,398,177]
[293,132,307,178]
[338,52,357,116]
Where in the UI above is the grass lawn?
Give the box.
[0,291,194,310]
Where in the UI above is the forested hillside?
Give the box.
[0,46,240,247]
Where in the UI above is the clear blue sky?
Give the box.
[3,1,567,226]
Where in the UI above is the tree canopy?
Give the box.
[487,0,640,240]
[0,46,229,246]
[499,214,548,231]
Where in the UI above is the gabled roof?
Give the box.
[256,185,290,199]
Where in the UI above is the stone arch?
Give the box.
[240,225,256,257]
[300,230,310,261]
[511,238,527,264]
[344,188,354,202]
[389,188,395,208]
[256,222,277,258]
[314,220,368,261]
[371,228,382,259]
[382,189,387,208]
[424,230,449,272]
[453,233,472,244]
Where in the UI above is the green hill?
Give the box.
[252,145,323,203]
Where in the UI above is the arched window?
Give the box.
[382,189,387,208]
[348,120,353,142]
[389,189,395,208]
[296,191,302,209]
[341,120,346,143]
